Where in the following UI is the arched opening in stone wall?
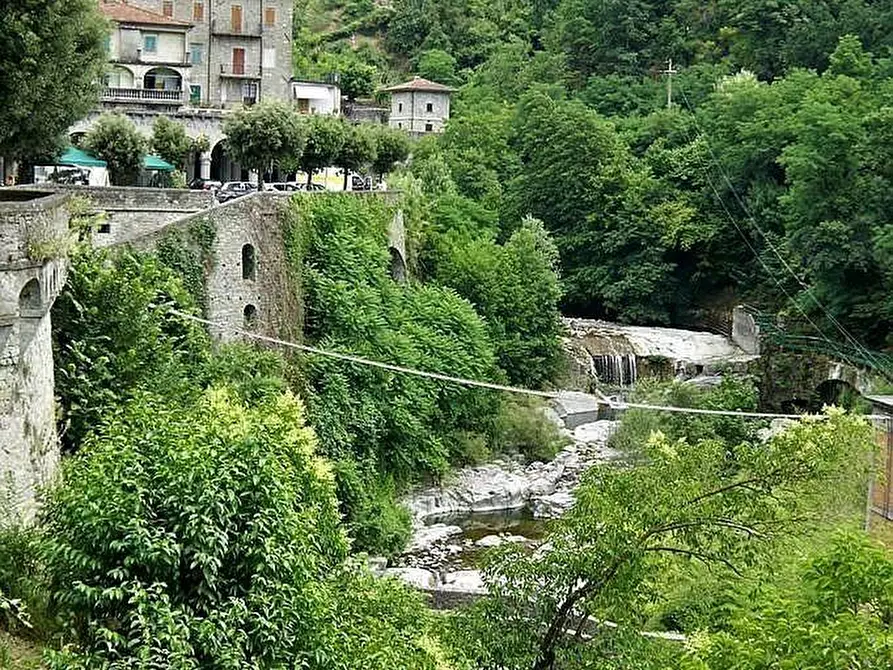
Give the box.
[19,279,41,313]
[18,278,42,356]
[389,246,406,283]
[813,378,862,411]
[243,304,258,329]
[210,141,247,182]
[242,244,257,280]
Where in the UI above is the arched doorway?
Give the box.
[813,379,862,411]
[243,304,258,329]
[144,67,182,91]
[389,247,406,283]
[210,141,246,182]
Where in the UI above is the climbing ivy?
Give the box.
[155,217,216,313]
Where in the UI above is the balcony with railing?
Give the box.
[219,64,261,78]
[211,19,262,37]
[101,87,185,104]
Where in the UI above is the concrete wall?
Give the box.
[0,191,69,520]
[732,305,760,355]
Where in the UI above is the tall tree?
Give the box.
[222,101,305,189]
[299,115,345,186]
[0,0,108,171]
[150,116,192,170]
[370,125,411,180]
[335,122,376,190]
[83,114,146,186]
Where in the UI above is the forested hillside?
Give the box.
[303,0,893,356]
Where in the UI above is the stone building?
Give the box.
[382,77,454,135]
[99,0,293,108]
[0,191,70,519]
[70,0,299,184]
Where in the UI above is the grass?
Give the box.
[868,516,893,549]
[0,631,42,669]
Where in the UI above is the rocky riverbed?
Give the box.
[384,417,621,591]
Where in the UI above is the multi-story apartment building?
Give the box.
[99,0,292,109]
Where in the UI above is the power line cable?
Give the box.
[676,83,890,374]
[166,309,886,421]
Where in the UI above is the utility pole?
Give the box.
[661,58,678,109]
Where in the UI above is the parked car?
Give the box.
[303,183,326,192]
[350,175,373,191]
[189,178,222,192]
[263,182,301,192]
[216,181,256,203]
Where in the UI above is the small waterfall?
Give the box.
[593,354,638,386]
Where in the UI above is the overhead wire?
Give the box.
[166,309,886,421]
[675,83,890,374]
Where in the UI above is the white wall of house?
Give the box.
[291,82,341,115]
[388,91,450,133]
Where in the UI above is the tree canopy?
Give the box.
[0,0,107,165]
[222,101,306,188]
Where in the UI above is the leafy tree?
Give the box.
[83,113,146,186]
[449,409,875,669]
[41,387,443,668]
[222,100,305,189]
[0,0,107,167]
[299,114,345,186]
[150,116,192,170]
[340,58,378,101]
[335,122,377,189]
[426,200,564,388]
[371,124,411,179]
[415,49,459,85]
[51,246,209,452]
[687,531,893,668]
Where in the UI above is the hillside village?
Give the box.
[2,0,893,668]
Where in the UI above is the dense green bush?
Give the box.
[51,246,209,452]
[40,387,441,669]
[424,196,565,388]
[286,194,502,482]
[608,376,762,456]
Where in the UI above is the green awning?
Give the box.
[58,146,107,167]
[143,154,175,172]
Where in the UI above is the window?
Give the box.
[162,0,173,17]
[242,244,257,280]
[98,222,111,234]
[264,7,276,26]
[263,47,276,68]
[193,1,204,20]
[232,47,245,75]
[397,102,403,112]
[242,82,258,104]
[143,34,158,52]
[297,98,310,113]
[243,304,258,328]
[397,122,402,128]
[190,84,202,104]
[231,4,242,33]
[190,43,204,64]
[425,123,433,132]
[426,102,433,112]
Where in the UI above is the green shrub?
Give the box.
[491,397,568,463]
[287,194,502,482]
[332,459,411,557]
[609,376,763,456]
[51,246,209,452]
[39,386,441,668]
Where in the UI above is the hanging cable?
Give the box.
[166,309,886,421]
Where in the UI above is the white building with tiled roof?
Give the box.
[382,77,454,135]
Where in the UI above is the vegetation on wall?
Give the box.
[155,216,217,313]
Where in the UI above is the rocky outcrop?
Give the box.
[403,420,620,528]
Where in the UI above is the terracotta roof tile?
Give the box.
[381,77,455,93]
[99,1,191,27]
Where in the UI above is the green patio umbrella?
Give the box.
[57,146,107,167]
[143,155,175,172]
